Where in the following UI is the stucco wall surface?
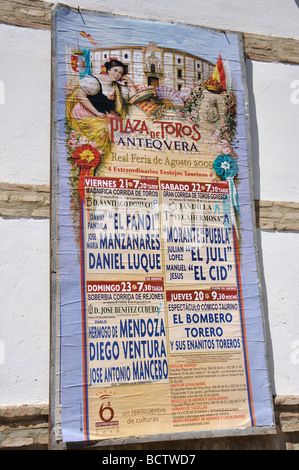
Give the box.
[0,218,49,405]
[0,24,50,185]
[50,0,299,39]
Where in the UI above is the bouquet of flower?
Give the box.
[211,92,237,159]
[175,82,204,123]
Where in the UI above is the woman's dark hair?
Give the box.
[104,59,128,75]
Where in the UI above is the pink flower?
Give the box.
[213,129,221,138]
[223,131,231,141]
[135,84,147,91]
[180,87,191,101]
[70,131,77,139]
[79,136,88,145]
[68,139,77,148]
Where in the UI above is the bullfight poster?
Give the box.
[50,4,275,445]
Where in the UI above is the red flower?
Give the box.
[72,144,102,203]
[73,144,102,169]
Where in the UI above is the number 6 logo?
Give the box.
[99,395,115,422]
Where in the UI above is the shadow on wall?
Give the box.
[255,229,276,395]
[245,59,275,394]
[245,59,260,201]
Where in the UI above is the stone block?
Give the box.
[1,437,34,448]
[279,412,299,433]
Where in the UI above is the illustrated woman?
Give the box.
[72,59,136,119]
[66,59,137,172]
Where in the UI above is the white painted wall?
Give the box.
[0,218,49,405]
[49,0,299,39]
[0,24,51,185]
[258,231,299,396]
[247,60,299,202]
[0,0,298,405]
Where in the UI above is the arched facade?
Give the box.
[90,41,214,90]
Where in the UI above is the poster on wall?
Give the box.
[50,4,275,445]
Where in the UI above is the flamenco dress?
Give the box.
[66,75,127,174]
